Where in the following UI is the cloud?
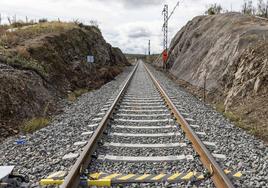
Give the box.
[97,0,164,8]
[105,21,164,54]
[0,0,257,54]
[128,27,152,38]
[121,0,164,8]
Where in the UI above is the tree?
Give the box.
[242,0,255,15]
[205,4,223,15]
[38,18,48,23]
[89,20,99,28]
[7,16,12,25]
[257,0,268,17]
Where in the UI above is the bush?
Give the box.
[224,111,240,122]
[68,89,90,102]
[39,18,48,23]
[23,117,50,133]
[215,102,225,113]
[205,4,222,15]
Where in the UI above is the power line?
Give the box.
[162,1,180,28]
[168,1,180,24]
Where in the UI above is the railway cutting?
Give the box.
[39,61,242,188]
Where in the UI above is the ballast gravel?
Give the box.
[1,61,266,188]
[0,66,133,187]
[88,62,208,188]
[146,63,268,187]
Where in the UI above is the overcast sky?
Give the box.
[0,0,260,54]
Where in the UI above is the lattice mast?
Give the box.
[162,5,168,52]
[162,2,180,68]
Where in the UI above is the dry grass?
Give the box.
[0,22,78,48]
[23,117,50,133]
[16,46,31,59]
[0,22,77,76]
[216,102,241,124]
[215,102,268,141]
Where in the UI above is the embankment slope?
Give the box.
[167,13,268,141]
[0,22,129,140]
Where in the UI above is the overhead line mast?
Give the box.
[162,1,180,69]
[163,5,168,53]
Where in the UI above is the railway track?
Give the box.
[41,61,241,187]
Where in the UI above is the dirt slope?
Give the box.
[0,23,129,140]
[166,13,268,141]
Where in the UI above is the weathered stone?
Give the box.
[254,77,261,93]
[156,12,268,140]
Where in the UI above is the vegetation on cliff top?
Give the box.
[0,20,128,140]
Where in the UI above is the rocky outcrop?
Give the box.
[0,25,129,140]
[166,13,268,140]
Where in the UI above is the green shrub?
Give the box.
[6,56,47,77]
[224,111,240,122]
[68,88,90,102]
[23,117,50,133]
[215,102,225,113]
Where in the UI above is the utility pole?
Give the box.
[162,5,168,53]
[0,13,1,25]
[162,4,168,69]
[148,40,151,56]
[162,1,180,69]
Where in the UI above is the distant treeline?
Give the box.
[206,0,268,18]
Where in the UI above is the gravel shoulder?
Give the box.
[1,61,267,188]
[147,63,268,188]
[0,65,134,187]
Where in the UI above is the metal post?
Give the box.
[203,75,207,103]
[148,40,151,56]
[203,72,207,103]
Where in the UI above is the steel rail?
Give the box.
[143,63,234,188]
[60,63,139,188]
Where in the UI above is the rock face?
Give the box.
[166,13,268,140]
[0,25,129,140]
